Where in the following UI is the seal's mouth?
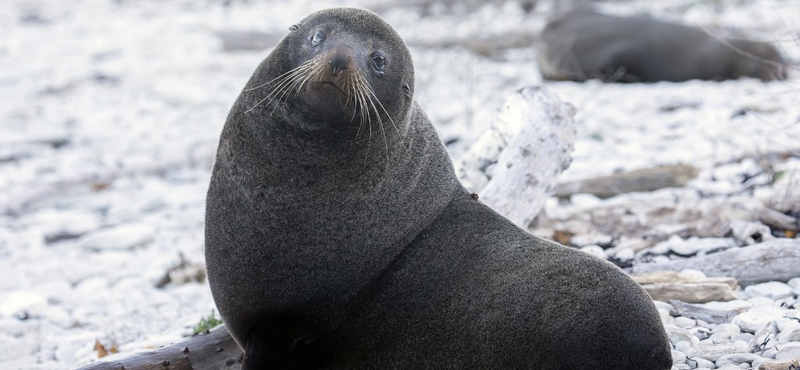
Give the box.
[241,52,397,148]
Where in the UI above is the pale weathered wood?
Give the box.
[554,164,700,199]
[76,326,242,370]
[632,239,800,286]
[457,86,576,229]
[669,300,740,324]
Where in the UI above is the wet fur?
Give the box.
[205,7,672,369]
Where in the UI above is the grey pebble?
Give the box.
[774,345,800,360]
[730,333,754,343]
[673,350,687,365]
[715,353,761,367]
[692,358,716,369]
[676,341,692,353]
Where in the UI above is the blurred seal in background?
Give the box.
[539,8,789,82]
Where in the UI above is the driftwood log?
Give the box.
[669,300,740,324]
[632,270,738,303]
[554,164,700,199]
[76,326,242,370]
[456,86,576,228]
[632,238,800,286]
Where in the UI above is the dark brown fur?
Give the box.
[205,7,672,369]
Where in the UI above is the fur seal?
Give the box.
[539,8,789,82]
[205,7,672,370]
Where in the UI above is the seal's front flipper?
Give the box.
[241,322,321,370]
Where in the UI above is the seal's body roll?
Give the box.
[205,7,671,370]
[539,9,788,83]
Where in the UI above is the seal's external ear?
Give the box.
[289,24,299,31]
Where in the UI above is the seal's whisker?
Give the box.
[359,73,417,166]
[244,60,315,92]
[361,83,389,166]
[245,66,313,114]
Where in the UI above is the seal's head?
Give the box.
[727,39,789,81]
[243,8,414,134]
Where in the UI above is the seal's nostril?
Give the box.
[329,53,349,76]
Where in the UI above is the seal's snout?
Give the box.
[328,52,351,77]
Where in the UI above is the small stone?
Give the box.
[715,353,761,367]
[661,309,677,326]
[788,278,800,295]
[693,358,716,369]
[0,291,47,316]
[715,364,741,370]
[774,345,800,360]
[676,317,697,329]
[755,358,800,370]
[653,300,674,312]
[667,325,701,347]
[711,323,741,342]
[615,248,634,261]
[675,341,692,353]
[81,224,155,251]
[745,282,794,300]
[674,365,691,370]
[673,350,687,364]
[688,341,749,361]
[778,326,800,343]
[702,300,752,312]
[762,347,779,358]
[748,296,776,308]
[730,333,754,343]
[579,245,606,260]
[732,306,785,333]
[661,237,736,256]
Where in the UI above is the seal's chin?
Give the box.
[297,81,357,126]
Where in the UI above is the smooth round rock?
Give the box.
[675,340,692,353]
[0,291,47,316]
[688,341,750,361]
[775,344,800,360]
[732,306,785,333]
[80,224,155,251]
[715,353,761,367]
[745,282,794,300]
[711,323,741,341]
[667,325,701,346]
[673,350,687,364]
[693,358,716,369]
[676,316,697,329]
[778,326,800,343]
[579,245,606,260]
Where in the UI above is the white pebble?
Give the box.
[775,344,800,360]
[80,224,155,251]
[0,291,47,316]
[747,296,776,307]
[693,358,716,369]
[745,282,794,300]
[673,350,687,364]
[675,340,692,353]
[676,316,696,329]
[731,306,785,333]
[579,245,606,260]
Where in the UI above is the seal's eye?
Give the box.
[311,31,325,46]
[371,53,386,72]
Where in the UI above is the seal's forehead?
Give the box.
[298,7,396,38]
